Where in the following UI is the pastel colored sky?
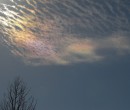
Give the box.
[0,0,130,110]
[0,0,130,65]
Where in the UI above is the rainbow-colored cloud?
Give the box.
[0,0,130,65]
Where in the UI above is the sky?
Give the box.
[0,0,130,110]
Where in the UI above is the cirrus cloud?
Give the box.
[0,0,130,65]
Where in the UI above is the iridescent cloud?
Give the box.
[0,0,130,65]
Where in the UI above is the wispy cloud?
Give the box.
[0,0,130,65]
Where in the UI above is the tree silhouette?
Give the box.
[0,77,36,110]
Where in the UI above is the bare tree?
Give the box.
[0,77,36,110]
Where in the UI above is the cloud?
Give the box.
[94,35,130,56]
[0,0,130,65]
